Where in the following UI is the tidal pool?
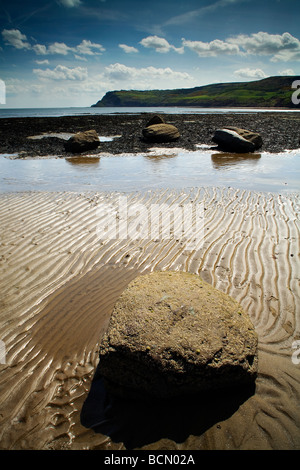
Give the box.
[0,148,299,194]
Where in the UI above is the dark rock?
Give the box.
[98,271,258,399]
[142,123,180,143]
[224,127,263,150]
[64,129,100,153]
[212,127,262,153]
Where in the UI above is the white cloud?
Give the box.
[32,44,48,55]
[182,31,300,61]
[57,0,82,7]
[74,54,88,61]
[140,36,184,54]
[5,62,197,107]
[2,29,31,50]
[119,44,139,54]
[104,63,191,86]
[48,42,74,55]
[278,69,296,76]
[75,39,105,55]
[1,28,105,59]
[5,78,27,95]
[234,68,267,79]
[183,38,240,57]
[5,78,46,95]
[229,32,300,62]
[33,65,88,81]
[40,39,105,57]
[35,59,49,65]
[30,84,46,94]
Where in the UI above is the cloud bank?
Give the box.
[2,28,300,62]
[1,29,105,57]
[33,65,88,81]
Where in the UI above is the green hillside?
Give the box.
[92,76,300,108]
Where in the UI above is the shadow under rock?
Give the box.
[80,366,256,449]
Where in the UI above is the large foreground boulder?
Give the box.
[64,129,100,153]
[212,127,262,153]
[98,271,258,399]
[142,123,180,143]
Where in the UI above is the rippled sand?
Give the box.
[0,187,299,450]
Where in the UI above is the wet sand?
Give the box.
[0,188,299,450]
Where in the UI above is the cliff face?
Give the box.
[92,76,300,108]
[93,91,123,107]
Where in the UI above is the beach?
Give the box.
[0,111,300,450]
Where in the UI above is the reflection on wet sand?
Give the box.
[143,153,177,162]
[211,153,261,169]
[65,156,100,166]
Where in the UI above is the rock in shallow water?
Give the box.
[98,271,258,399]
[64,129,100,153]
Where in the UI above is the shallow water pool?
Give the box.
[0,148,299,194]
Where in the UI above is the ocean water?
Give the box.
[0,106,299,119]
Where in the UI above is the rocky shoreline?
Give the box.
[0,111,299,158]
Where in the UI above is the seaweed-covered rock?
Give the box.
[64,129,100,153]
[98,271,258,399]
[142,123,180,143]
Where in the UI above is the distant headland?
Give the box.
[92,76,300,109]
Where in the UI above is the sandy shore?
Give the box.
[1,111,300,157]
[0,187,299,450]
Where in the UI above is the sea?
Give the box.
[0,106,299,118]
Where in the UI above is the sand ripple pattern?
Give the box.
[0,188,299,450]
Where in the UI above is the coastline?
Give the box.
[1,111,300,157]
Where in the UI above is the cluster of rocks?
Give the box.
[63,115,263,155]
[98,271,258,400]
[1,112,299,157]
[63,115,182,154]
[140,115,263,153]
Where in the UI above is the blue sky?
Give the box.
[0,0,299,107]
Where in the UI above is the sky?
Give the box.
[0,0,300,108]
